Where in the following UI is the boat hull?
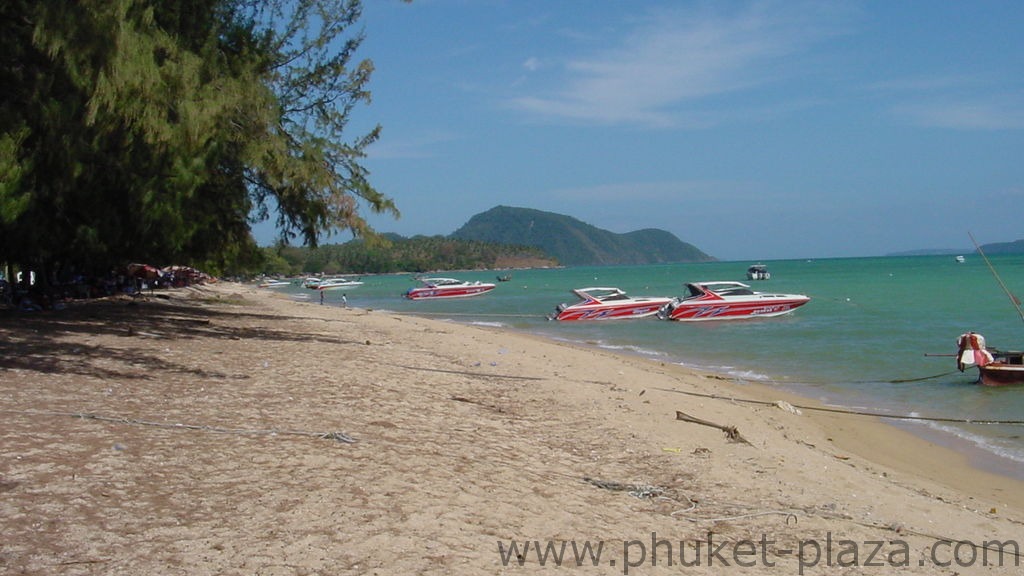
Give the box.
[661,297,809,321]
[553,299,672,321]
[977,364,1024,387]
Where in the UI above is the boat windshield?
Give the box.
[683,284,705,299]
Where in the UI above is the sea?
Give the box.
[275,255,1024,479]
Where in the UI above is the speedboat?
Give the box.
[549,287,672,321]
[258,279,292,288]
[313,277,363,291]
[956,332,1024,386]
[404,277,496,300]
[658,281,810,321]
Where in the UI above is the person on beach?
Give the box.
[342,293,348,308]
[320,290,324,305]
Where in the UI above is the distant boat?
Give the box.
[304,276,362,290]
[313,277,363,291]
[405,277,496,300]
[746,264,771,280]
[258,279,292,288]
[955,255,966,263]
[658,281,810,321]
[496,273,513,282]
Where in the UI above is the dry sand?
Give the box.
[1,283,1022,575]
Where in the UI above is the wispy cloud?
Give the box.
[508,1,853,127]
[893,92,1024,130]
[869,74,1024,130]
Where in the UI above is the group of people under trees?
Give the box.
[0,266,208,312]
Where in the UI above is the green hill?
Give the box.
[979,239,1024,254]
[450,206,715,266]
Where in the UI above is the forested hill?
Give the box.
[450,206,715,266]
[978,239,1024,254]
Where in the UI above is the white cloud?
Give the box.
[894,93,1024,130]
[508,1,853,127]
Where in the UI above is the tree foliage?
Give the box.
[0,0,395,282]
[261,236,557,276]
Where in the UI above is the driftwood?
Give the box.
[675,410,752,445]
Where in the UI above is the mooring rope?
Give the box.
[651,388,1024,425]
[400,311,543,318]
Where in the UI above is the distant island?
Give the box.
[258,206,715,275]
[886,239,1024,257]
[451,206,714,266]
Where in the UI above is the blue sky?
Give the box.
[253,0,1024,261]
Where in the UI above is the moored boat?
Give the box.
[956,332,1024,386]
[658,281,810,321]
[258,279,292,288]
[549,287,672,321]
[314,277,363,291]
[746,264,771,280]
[404,277,496,300]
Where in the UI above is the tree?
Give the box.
[0,0,396,284]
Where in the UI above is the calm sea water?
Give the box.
[277,255,1024,477]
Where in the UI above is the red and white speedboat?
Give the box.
[404,277,496,300]
[549,287,673,321]
[658,281,810,321]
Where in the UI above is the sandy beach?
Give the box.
[2,283,1022,575]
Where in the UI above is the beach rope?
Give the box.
[651,388,1024,425]
[400,311,543,319]
[0,409,357,443]
[887,370,960,383]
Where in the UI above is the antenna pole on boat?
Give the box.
[969,231,1024,324]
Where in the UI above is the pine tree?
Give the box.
[0,0,395,283]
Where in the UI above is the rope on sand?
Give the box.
[1,409,357,443]
[402,311,542,318]
[651,388,1024,426]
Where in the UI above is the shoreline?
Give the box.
[392,298,1024,490]
[3,282,1023,574]
[491,327,1024,512]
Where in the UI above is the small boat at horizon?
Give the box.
[549,287,672,321]
[258,279,292,288]
[405,277,496,300]
[658,281,810,321]
[746,264,771,280]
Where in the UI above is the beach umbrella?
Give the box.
[127,263,160,279]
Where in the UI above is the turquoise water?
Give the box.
[276,255,1024,476]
